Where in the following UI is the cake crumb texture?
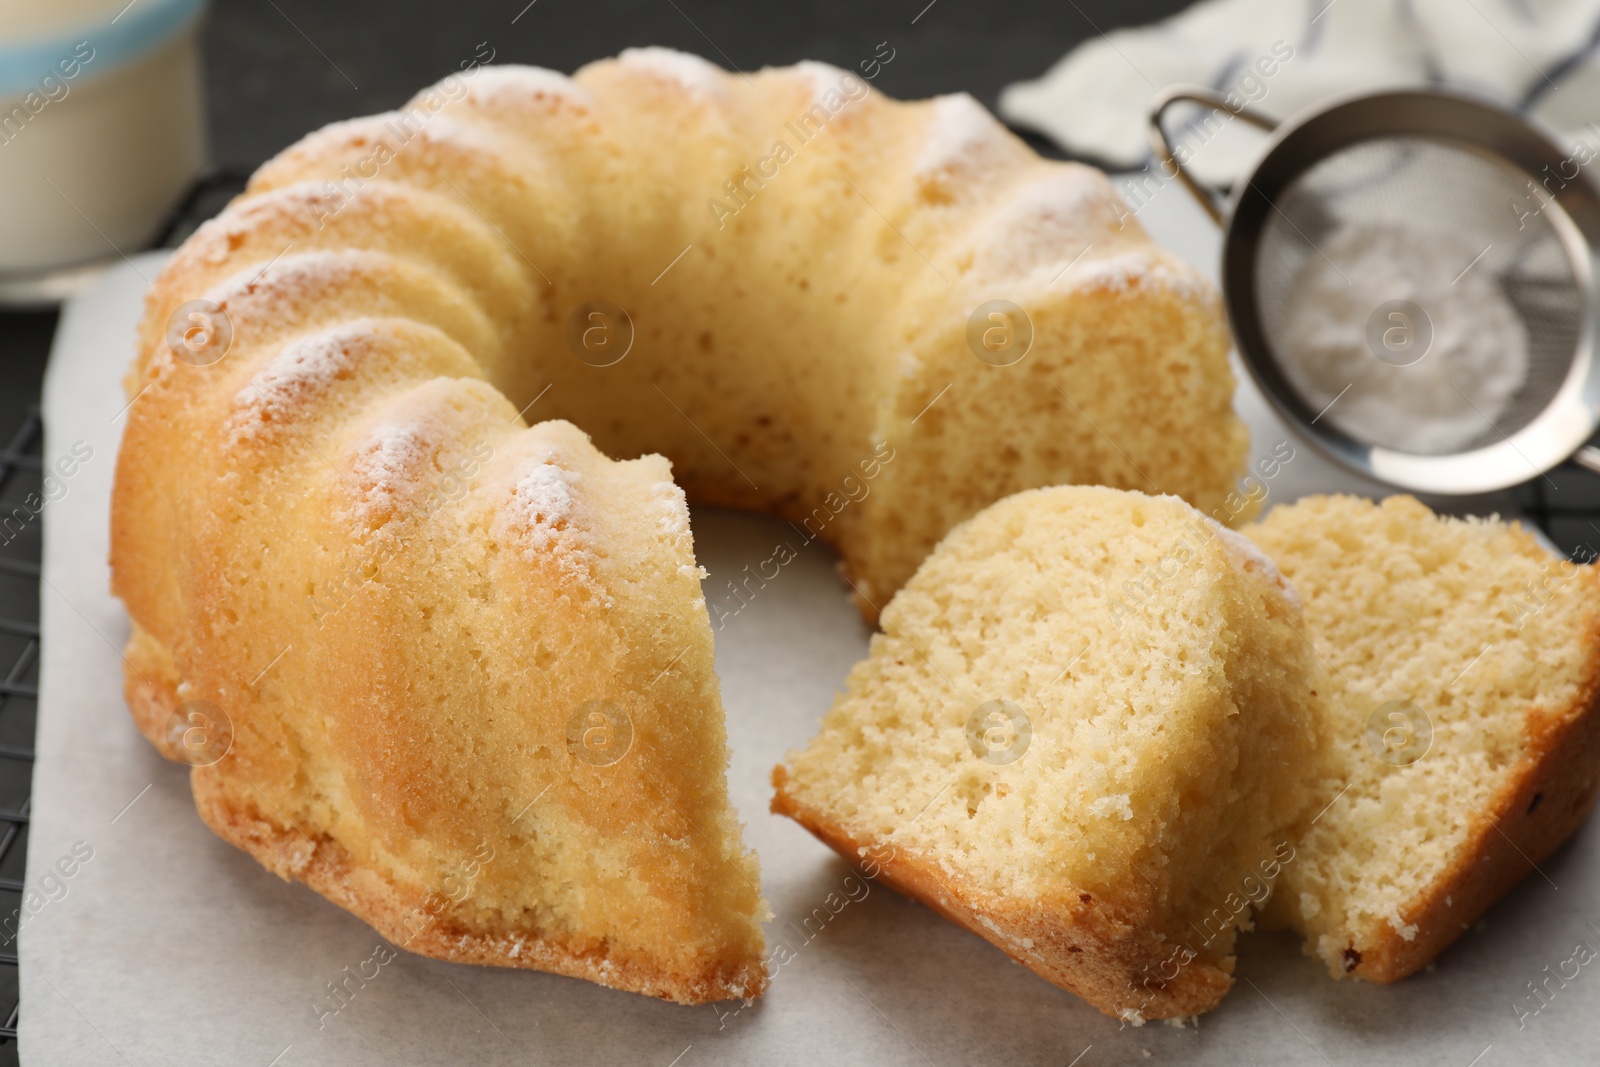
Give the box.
[774,486,1324,1019]
[1247,494,1600,982]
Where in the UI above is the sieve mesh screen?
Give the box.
[1254,137,1584,454]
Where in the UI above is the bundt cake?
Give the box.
[222,46,1244,614]
[1245,495,1600,983]
[110,49,1246,1003]
[771,487,1324,1021]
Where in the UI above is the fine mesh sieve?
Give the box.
[1150,86,1600,495]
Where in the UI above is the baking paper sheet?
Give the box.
[20,178,1594,1065]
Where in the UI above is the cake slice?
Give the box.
[772,486,1324,1020]
[1246,494,1600,982]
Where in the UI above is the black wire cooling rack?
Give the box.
[0,408,43,1062]
[0,165,1598,1065]
[0,168,249,1066]
[1515,462,1600,562]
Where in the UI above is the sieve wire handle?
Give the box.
[1574,446,1600,478]
[1148,85,1279,226]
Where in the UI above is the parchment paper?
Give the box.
[20,178,1594,1065]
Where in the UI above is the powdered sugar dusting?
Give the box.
[189,180,448,263]
[248,115,394,191]
[406,113,505,158]
[652,480,690,541]
[617,47,728,97]
[512,462,577,531]
[1066,249,1213,303]
[347,418,435,532]
[260,110,506,194]
[494,450,594,578]
[205,249,375,327]
[464,65,594,113]
[184,204,285,270]
[228,325,373,443]
[197,247,488,362]
[914,94,1021,192]
[971,168,1129,279]
[790,59,856,105]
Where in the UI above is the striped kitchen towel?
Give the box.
[1000,0,1600,185]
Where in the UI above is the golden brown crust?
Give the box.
[770,767,1232,1021]
[123,598,767,1006]
[1349,646,1600,983]
[191,768,766,1004]
[121,621,186,762]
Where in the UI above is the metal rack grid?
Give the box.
[0,408,44,1064]
[1514,459,1600,563]
[0,168,249,1065]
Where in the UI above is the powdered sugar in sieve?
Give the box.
[1277,224,1530,455]
[1150,86,1600,495]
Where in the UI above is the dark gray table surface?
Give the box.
[4,0,1191,405]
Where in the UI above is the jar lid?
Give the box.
[0,0,204,99]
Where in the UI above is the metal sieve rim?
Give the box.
[1160,85,1600,496]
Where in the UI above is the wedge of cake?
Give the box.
[1246,494,1600,982]
[772,486,1325,1020]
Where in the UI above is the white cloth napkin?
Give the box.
[1000,0,1600,185]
